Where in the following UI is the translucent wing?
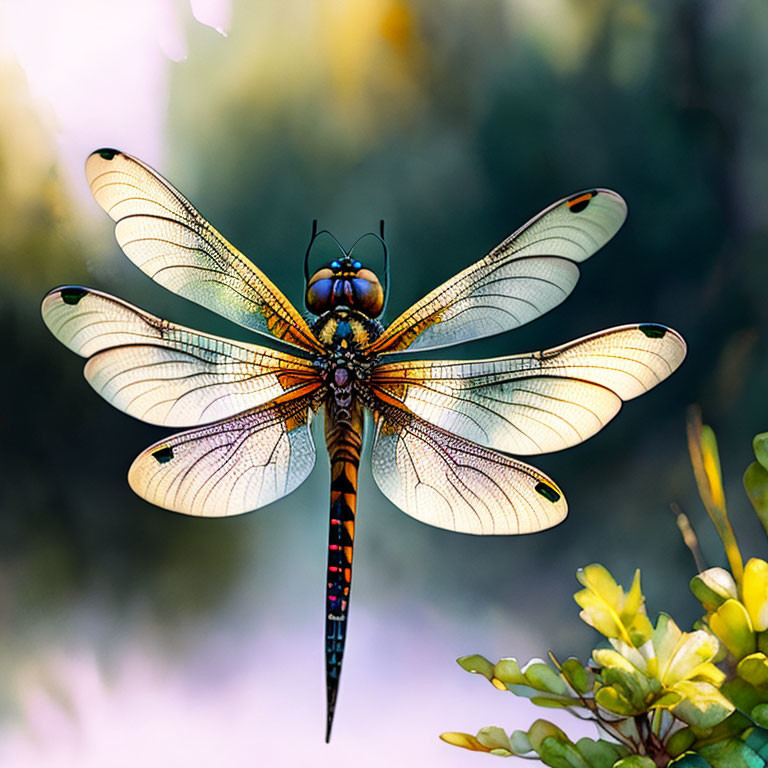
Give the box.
[128,393,319,517]
[41,286,321,427]
[85,149,321,353]
[370,189,626,354]
[371,324,686,455]
[371,407,567,534]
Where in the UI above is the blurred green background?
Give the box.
[1,0,766,764]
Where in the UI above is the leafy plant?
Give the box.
[441,415,768,767]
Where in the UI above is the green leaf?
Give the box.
[742,559,768,632]
[561,657,593,695]
[698,736,766,768]
[754,433,768,471]
[690,710,753,744]
[574,738,628,767]
[653,690,684,708]
[667,727,696,756]
[612,756,656,768]
[538,736,591,768]
[691,568,739,613]
[507,683,554,699]
[752,704,768,728]
[722,678,768,718]
[709,600,756,660]
[531,696,583,708]
[595,684,642,716]
[593,649,660,711]
[744,462,768,537]
[457,654,495,679]
[492,658,526,686]
[527,720,569,753]
[510,730,533,756]
[737,653,768,688]
[524,661,570,695]
[477,726,513,754]
[669,681,735,728]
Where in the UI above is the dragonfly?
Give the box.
[42,149,686,741]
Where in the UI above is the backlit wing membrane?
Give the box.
[41,286,321,427]
[128,392,320,517]
[371,407,567,534]
[369,189,626,354]
[85,149,321,353]
[371,324,686,455]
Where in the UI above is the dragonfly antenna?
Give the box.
[379,219,390,317]
[346,222,390,310]
[304,220,347,286]
[303,219,318,284]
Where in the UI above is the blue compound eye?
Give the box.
[352,260,362,270]
[330,260,341,270]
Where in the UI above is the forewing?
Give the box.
[371,189,626,354]
[128,394,318,517]
[85,149,321,352]
[371,407,567,534]
[371,324,686,455]
[42,286,321,427]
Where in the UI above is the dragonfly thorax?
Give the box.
[312,307,381,411]
[312,306,382,350]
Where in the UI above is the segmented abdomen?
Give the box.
[323,397,363,742]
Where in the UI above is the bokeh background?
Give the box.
[1,0,767,765]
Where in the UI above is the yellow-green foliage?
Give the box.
[441,420,768,768]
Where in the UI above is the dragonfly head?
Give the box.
[304,221,388,318]
[306,257,384,317]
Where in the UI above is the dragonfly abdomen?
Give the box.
[323,395,364,742]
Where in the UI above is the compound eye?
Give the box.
[352,260,362,270]
[330,259,341,270]
[306,278,334,314]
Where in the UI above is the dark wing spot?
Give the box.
[95,148,119,160]
[151,446,174,464]
[567,190,598,213]
[535,481,561,503]
[638,324,668,339]
[60,287,88,305]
